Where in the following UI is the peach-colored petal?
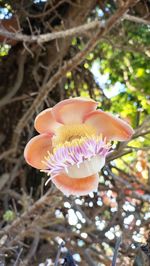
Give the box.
[84,110,134,141]
[52,173,99,196]
[34,108,62,134]
[24,133,53,169]
[52,97,98,124]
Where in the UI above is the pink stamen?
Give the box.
[43,138,110,180]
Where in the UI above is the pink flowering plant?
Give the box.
[24,97,134,196]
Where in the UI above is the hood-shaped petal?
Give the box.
[66,155,105,178]
[84,110,134,141]
[34,108,62,134]
[52,173,99,196]
[24,133,53,169]
[52,97,98,124]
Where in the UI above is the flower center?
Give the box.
[42,124,110,185]
[52,124,96,146]
[42,135,110,184]
[66,154,105,178]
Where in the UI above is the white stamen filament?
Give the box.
[66,155,105,179]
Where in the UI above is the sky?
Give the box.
[91,60,126,99]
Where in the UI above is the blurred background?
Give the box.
[0,0,150,265]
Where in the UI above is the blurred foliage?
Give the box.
[3,210,15,222]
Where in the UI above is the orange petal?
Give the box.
[52,173,99,196]
[24,133,53,169]
[34,108,62,134]
[84,110,134,141]
[52,97,98,124]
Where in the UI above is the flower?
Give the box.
[24,97,134,196]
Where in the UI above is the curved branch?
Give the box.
[0,53,26,108]
[0,20,101,44]
[11,0,139,153]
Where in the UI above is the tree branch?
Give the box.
[112,236,122,266]
[124,14,150,25]
[12,0,139,152]
[0,53,26,108]
[0,20,101,44]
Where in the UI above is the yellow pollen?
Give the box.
[42,134,104,165]
[52,124,96,146]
